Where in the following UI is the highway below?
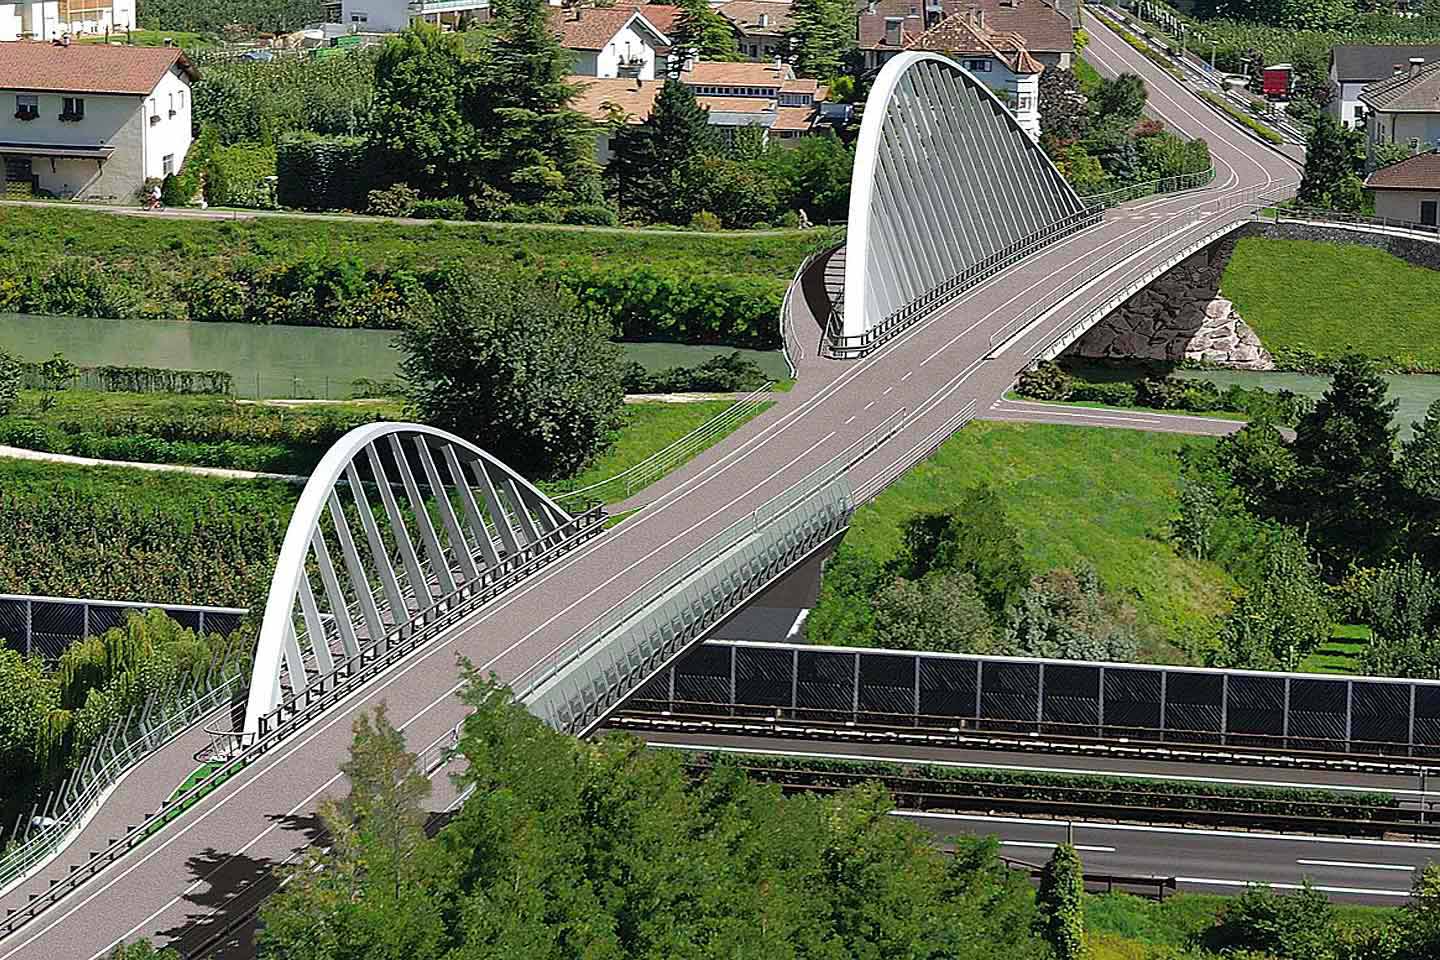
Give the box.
[638,733,1440,904]
[0,14,1305,960]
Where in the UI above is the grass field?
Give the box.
[0,205,828,285]
[839,422,1233,659]
[1222,236,1440,370]
[78,29,218,49]
[1300,624,1372,675]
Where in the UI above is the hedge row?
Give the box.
[275,134,377,212]
[697,753,1400,822]
[1016,362,1314,423]
[19,364,233,396]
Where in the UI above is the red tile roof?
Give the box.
[905,11,1043,73]
[616,2,682,35]
[550,7,668,50]
[717,0,794,36]
[681,59,794,86]
[773,104,816,131]
[1365,150,1440,189]
[967,0,1072,55]
[0,41,196,96]
[696,94,776,113]
[569,75,660,122]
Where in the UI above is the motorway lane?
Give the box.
[0,21,1304,960]
[900,812,1439,903]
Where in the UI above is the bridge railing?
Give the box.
[1079,166,1217,211]
[516,410,908,734]
[0,594,246,659]
[1267,204,1440,240]
[779,244,839,378]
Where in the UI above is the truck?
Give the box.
[1261,63,1293,100]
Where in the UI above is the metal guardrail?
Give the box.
[824,209,1104,359]
[779,244,841,377]
[1078,166,1217,210]
[553,386,775,506]
[853,401,978,504]
[1269,205,1440,241]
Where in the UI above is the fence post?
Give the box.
[913,654,922,723]
[1158,671,1167,737]
[790,648,799,712]
[729,645,737,718]
[1036,662,1045,730]
[82,603,89,641]
[1097,666,1106,736]
[25,598,32,656]
[1345,680,1354,752]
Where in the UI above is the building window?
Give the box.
[14,94,38,121]
[162,154,175,176]
[351,11,367,22]
[964,59,992,73]
[1016,94,1033,112]
[1423,200,1438,227]
[61,96,84,121]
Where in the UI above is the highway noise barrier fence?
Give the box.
[628,640,1440,760]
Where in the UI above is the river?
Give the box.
[0,314,789,398]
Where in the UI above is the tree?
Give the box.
[897,484,1031,617]
[756,132,854,222]
[1401,863,1440,960]
[470,0,604,207]
[1034,844,1084,960]
[1211,528,1332,671]
[370,24,474,198]
[872,570,995,653]
[1290,355,1400,571]
[0,349,19,416]
[1038,67,1089,148]
[105,942,181,960]
[399,271,626,479]
[1002,565,1140,662]
[786,0,856,80]
[1299,114,1365,211]
[1358,558,1440,678]
[671,0,741,64]
[608,78,718,223]
[1088,72,1147,134]
[1398,400,1440,568]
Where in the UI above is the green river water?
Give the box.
[0,314,789,398]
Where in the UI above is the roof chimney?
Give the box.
[1411,56,1426,77]
[866,0,876,12]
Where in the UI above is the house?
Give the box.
[717,0,791,62]
[553,5,670,80]
[569,75,659,164]
[1329,44,1440,129]
[678,60,831,141]
[0,40,197,200]
[856,0,1068,73]
[1366,150,1440,227]
[0,0,134,41]
[322,0,494,33]
[901,9,1043,138]
[1360,58,1440,163]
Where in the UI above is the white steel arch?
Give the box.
[840,52,1091,352]
[242,423,585,737]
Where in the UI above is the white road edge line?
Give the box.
[1176,877,1411,897]
[1296,859,1415,872]
[1002,841,1116,853]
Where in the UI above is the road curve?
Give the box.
[0,18,1303,959]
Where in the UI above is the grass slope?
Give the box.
[1222,236,1440,369]
[841,422,1232,659]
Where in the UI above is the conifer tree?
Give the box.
[1034,843,1085,960]
[786,0,855,79]
[608,78,718,222]
[671,0,741,64]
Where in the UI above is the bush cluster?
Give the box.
[1015,362,1314,423]
[621,352,769,394]
[560,266,784,348]
[17,363,233,396]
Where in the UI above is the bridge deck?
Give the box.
[0,15,1302,959]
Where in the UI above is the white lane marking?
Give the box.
[1002,841,1116,853]
[1296,859,1415,872]
[883,387,893,395]
[644,743,1425,796]
[1176,877,1412,897]
[863,400,875,410]
[901,371,913,381]
[889,811,1440,850]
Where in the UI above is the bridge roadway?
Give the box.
[0,18,1302,959]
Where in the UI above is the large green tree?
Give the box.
[608,78,718,223]
[872,570,995,654]
[1299,114,1365,212]
[370,25,474,197]
[897,484,1031,617]
[786,0,856,80]
[671,0,742,63]
[399,271,626,479]
[1399,400,1440,568]
[1211,528,1332,671]
[1034,844,1085,960]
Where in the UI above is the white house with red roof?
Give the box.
[552,5,670,80]
[0,40,197,200]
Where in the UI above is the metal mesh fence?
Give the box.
[635,640,1440,758]
[0,595,247,659]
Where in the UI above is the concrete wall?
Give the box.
[1373,188,1440,224]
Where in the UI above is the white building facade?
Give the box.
[0,0,135,41]
[0,41,195,200]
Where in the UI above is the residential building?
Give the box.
[553,5,670,80]
[569,75,659,164]
[0,40,197,200]
[1365,150,1440,226]
[1,0,134,41]
[902,9,1043,138]
[717,0,791,61]
[1329,44,1440,129]
[856,0,1069,72]
[1360,58,1440,162]
[322,0,494,33]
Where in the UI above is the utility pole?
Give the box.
[1211,39,1218,72]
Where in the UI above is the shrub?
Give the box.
[561,203,619,226]
[411,197,467,221]
[1213,882,1336,960]
[1016,361,1072,401]
[689,210,722,231]
[367,183,419,217]
[1070,381,1138,406]
[622,352,768,394]
[275,133,374,211]
[558,266,783,348]
[488,203,564,224]
[205,143,277,209]
[0,350,18,416]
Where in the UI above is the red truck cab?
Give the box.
[1261,63,1293,100]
